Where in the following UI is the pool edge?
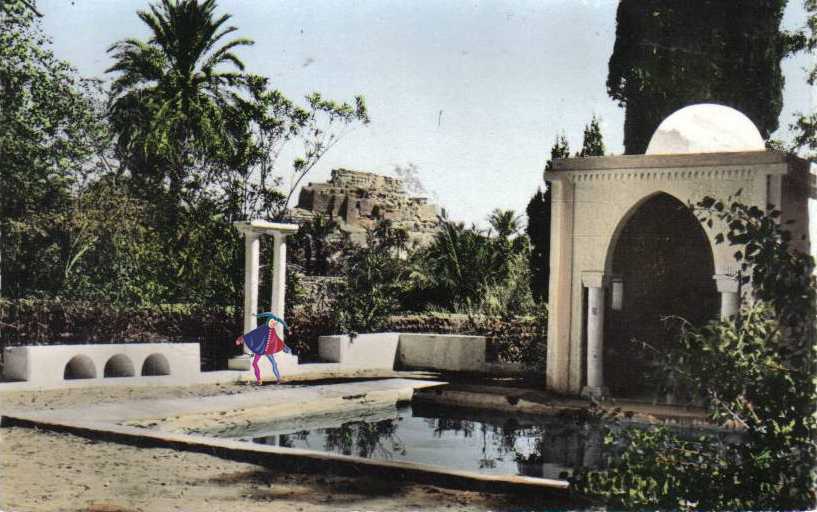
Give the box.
[1,412,587,504]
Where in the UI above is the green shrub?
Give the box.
[0,299,241,371]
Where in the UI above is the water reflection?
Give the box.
[244,404,740,480]
[322,418,406,458]
[249,405,623,479]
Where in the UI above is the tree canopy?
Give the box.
[608,0,791,154]
[106,0,259,197]
[0,2,108,297]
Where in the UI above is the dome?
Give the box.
[645,104,765,155]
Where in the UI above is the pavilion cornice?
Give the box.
[546,164,788,183]
[549,150,798,172]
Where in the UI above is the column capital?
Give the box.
[234,223,262,239]
[713,274,739,294]
[581,271,607,289]
[233,220,299,238]
[272,230,296,241]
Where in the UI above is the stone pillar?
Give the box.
[270,232,289,338]
[714,274,740,320]
[582,271,607,398]
[242,232,261,334]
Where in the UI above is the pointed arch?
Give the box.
[602,191,719,397]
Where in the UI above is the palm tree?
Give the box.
[107,0,257,196]
[488,209,522,240]
[412,216,504,309]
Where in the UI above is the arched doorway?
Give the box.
[605,193,718,398]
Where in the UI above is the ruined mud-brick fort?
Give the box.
[291,168,441,246]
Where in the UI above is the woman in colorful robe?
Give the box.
[235,312,292,384]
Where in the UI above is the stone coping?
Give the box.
[0,414,574,498]
[413,384,737,431]
[549,150,802,172]
[0,379,578,500]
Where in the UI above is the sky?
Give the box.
[39,0,814,228]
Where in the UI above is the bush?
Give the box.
[0,299,241,371]
[383,309,547,369]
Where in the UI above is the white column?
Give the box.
[582,271,607,398]
[270,232,288,337]
[714,274,740,320]
[242,232,261,332]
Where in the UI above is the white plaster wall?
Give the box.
[317,333,400,369]
[397,334,485,372]
[2,343,200,386]
[317,333,487,372]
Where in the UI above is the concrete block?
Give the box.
[2,343,200,386]
[227,352,299,375]
[318,333,400,369]
[397,334,486,372]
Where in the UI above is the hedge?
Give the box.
[0,300,547,372]
[0,299,241,371]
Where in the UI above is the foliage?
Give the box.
[107,0,260,198]
[790,0,817,159]
[485,305,548,369]
[23,177,175,303]
[527,136,569,303]
[608,0,791,154]
[288,214,346,275]
[406,209,535,316]
[285,276,343,358]
[0,0,41,18]
[487,209,522,239]
[0,3,108,297]
[332,220,410,334]
[96,0,366,304]
[279,92,369,214]
[576,115,606,158]
[545,134,570,171]
[526,188,550,302]
[392,162,427,196]
[571,196,817,510]
[0,298,240,370]
[407,217,503,311]
[478,251,536,318]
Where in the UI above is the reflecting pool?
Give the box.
[232,403,610,480]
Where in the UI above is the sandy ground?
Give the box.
[0,383,577,512]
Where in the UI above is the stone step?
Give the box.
[227,352,299,373]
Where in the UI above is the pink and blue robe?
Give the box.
[235,313,292,384]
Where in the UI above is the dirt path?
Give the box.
[0,383,576,512]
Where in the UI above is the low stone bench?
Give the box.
[318,333,485,372]
[2,343,201,386]
[397,333,486,372]
[318,333,401,369]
